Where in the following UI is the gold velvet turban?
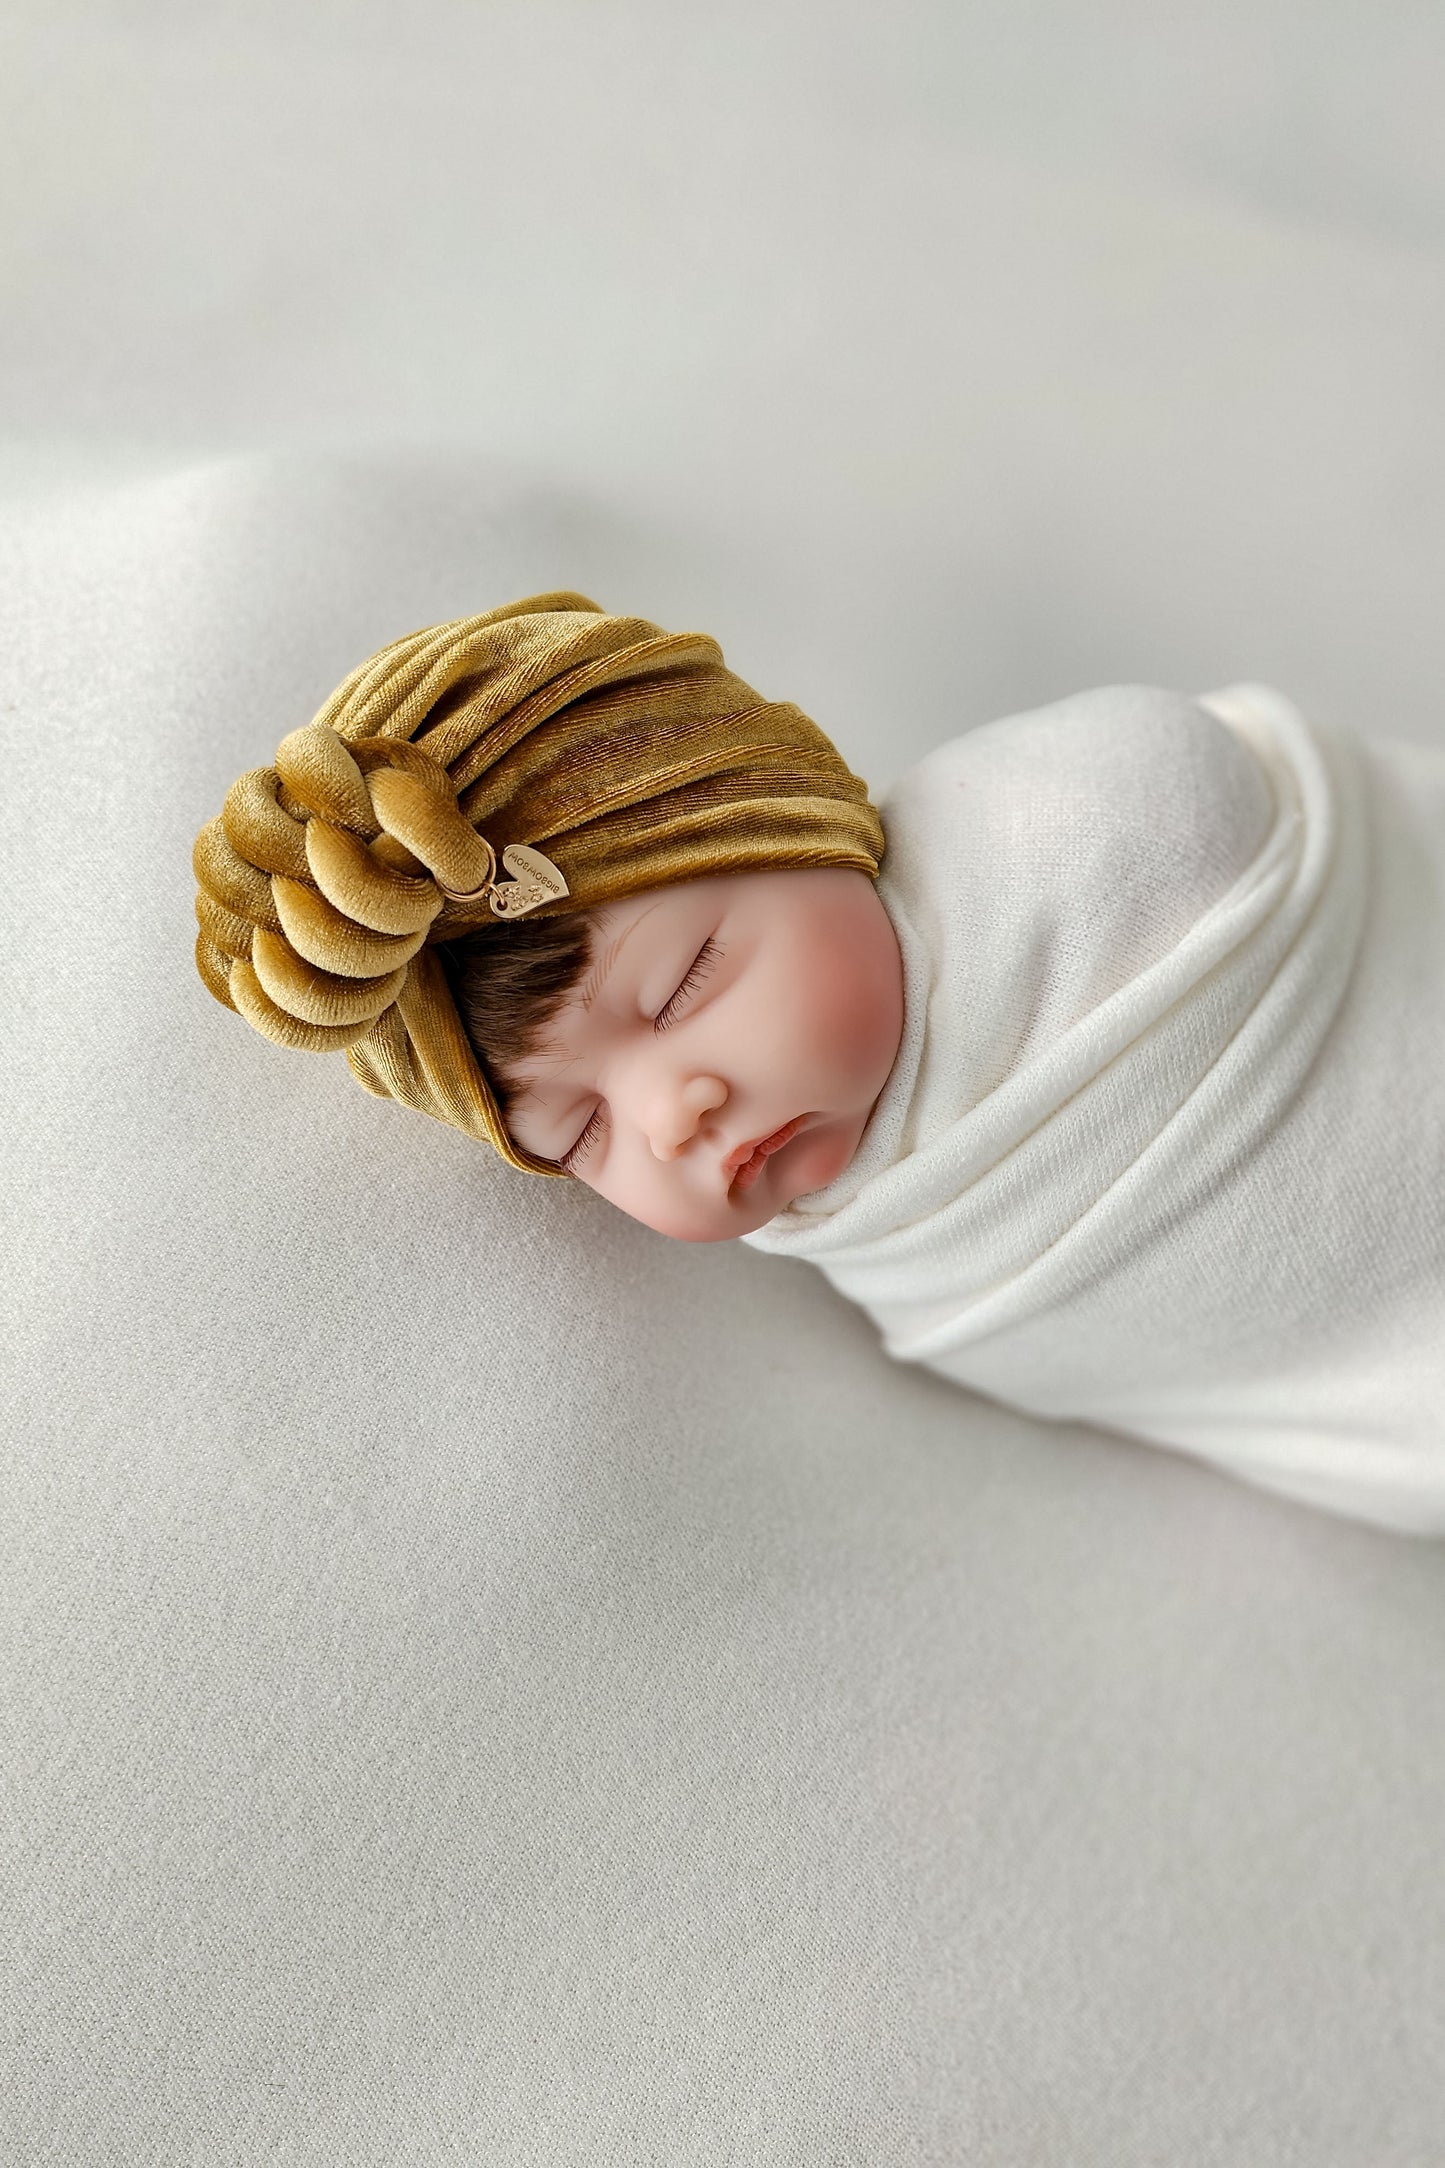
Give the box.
[192,592,884,1174]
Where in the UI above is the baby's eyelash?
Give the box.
[560,1104,607,1173]
[654,937,722,1032]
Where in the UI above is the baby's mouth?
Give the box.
[726,1115,807,1193]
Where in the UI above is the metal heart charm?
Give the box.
[488,843,570,919]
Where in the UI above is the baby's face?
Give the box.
[503,867,905,1241]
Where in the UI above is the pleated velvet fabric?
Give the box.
[192,593,884,1173]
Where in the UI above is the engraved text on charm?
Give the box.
[489,844,570,919]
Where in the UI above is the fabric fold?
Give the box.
[745,682,1445,1533]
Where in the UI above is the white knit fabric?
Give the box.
[744,683,1445,1534]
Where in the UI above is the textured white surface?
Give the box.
[5,5,1445,2160]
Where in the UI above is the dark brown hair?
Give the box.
[439,912,596,1121]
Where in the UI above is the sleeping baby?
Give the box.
[193,593,1445,1536]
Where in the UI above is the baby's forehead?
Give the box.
[597,865,793,927]
[588,883,691,952]
[584,876,722,952]
[599,874,726,921]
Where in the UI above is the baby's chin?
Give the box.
[614,1185,785,1244]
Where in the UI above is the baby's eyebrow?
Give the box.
[503,1006,605,1129]
[575,897,669,1011]
[505,1043,580,1115]
[575,924,626,1013]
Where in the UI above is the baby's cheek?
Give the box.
[800,963,890,1080]
[784,1129,852,1198]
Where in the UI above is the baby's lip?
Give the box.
[725,1115,807,1190]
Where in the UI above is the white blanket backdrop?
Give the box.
[5,6,1445,2163]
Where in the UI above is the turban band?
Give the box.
[192,592,885,1173]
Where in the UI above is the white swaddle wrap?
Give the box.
[744,684,1445,1533]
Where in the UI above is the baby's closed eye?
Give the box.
[653,937,722,1031]
[561,1103,608,1173]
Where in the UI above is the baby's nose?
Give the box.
[647,1075,728,1160]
